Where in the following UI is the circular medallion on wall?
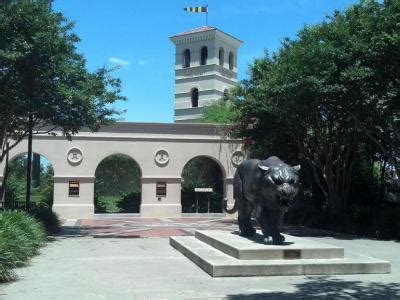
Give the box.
[231,151,245,167]
[155,149,169,166]
[67,147,83,166]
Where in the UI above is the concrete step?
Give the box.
[195,230,344,260]
[170,234,391,277]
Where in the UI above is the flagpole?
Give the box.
[206,5,208,26]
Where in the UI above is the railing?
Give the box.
[0,201,37,211]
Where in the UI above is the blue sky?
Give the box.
[52,0,359,123]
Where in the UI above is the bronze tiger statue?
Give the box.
[224,156,300,245]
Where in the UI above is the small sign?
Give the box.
[156,182,167,197]
[284,250,301,259]
[194,188,213,192]
[69,181,80,196]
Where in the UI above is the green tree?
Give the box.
[181,157,224,213]
[233,0,400,214]
[0,0,125,164]
[181,157,223,192]
[94,154,141,213]
[95,155,141,197]
[200,98,238,124]
[4,155,53,206]
[337,0,400,172]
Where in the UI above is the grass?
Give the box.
[95,192,141,213]
[0,210,47,282]
[96,195,121,213]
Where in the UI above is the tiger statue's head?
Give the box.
[258,156,300,209]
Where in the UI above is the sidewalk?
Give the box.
[1,217,399,299]
[60,216,238,238]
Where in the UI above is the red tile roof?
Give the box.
[171,26,217,37]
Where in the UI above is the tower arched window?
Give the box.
[223,89,229,100]
[183,49,191,68]
[200,46,208,65]
[229,51,234,70]
[219,47,224,66]
[191,88,199,107]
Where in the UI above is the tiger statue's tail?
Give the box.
[223,171,241,214]
[223,197,238,214]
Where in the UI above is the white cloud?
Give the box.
[138,59,154,66]
[108,57,130,67]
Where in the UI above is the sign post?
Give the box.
[194,187,213,213]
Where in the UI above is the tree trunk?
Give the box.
[32,153,41,187]
[0,143,10,204]
[26,114,33,209]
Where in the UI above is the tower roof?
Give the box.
[170,26,243,44]
[171,26,217,37]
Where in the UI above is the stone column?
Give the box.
[140,177,182,217]
[52,176,95,219]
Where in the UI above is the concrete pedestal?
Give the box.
[170,230,391,277]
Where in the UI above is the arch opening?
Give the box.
[181,156,224,213]
[229,51,234,70]
[191,88,199,108]
[3,153,54,210]
[200,46,208,65]
[219,47,224,66]
[183,49,191,68]
[94,154,141,214]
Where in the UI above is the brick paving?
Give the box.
[60,216,239,238]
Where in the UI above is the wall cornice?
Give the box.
[32,135,242,144]
[29,122,242,143]
[175,64,237,79]
[176,74,237,85]
[141,176,182,183]
[53,176,95,183]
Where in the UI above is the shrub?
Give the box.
[95,195,120,213]
[4,174,25,203]
[0,210,47,282]
[181,190,196,213]
[32,205,61,234]
[94,190,107,213]
[285,194,323,228]
[37,171,54,208]
[286,199,400,241]
[117,191,141,213]
[375,206,400,240]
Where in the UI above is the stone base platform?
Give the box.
[170,230,391,277]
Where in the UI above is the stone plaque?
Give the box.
[231,151,245,167]
[156,182,167,197]
[155,149,169,166]
[67,147,83,165]
[68,181,80,196]
[283,250,301,259]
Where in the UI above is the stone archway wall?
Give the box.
[180,155,226,213]
[0,122,244,219]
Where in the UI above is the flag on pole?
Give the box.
[184,6,208,13]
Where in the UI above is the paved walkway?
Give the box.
[61,216,238,238]
[1,217,400,299]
